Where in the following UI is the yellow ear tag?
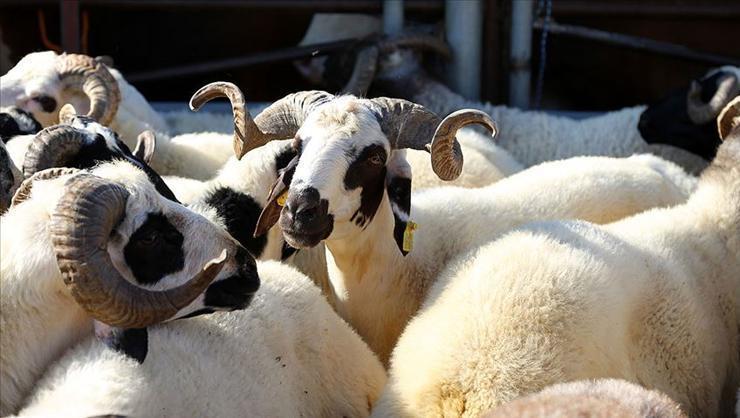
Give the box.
[276,191,288,207]
[402,221,418,253]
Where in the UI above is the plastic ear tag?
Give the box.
[277,191,288,207]
[402,221,418,253]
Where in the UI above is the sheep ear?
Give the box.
[93,321,148,364]
[386,150,413,256]
[133,131,156,164]
[254,155,299,237]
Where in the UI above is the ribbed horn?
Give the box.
[341,46,379,97]
[370,97,496,180]
[687,73,739,124]
[57,53,121,125]
[379,33,451,58]
[22,125,88,178]
[11,167,81,207]
[50,173,229,328]
[717,96,740,141]
[191,85,333,159]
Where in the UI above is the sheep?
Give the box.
[220,88,697,364]
[0,140,21,213]
[1,51,241,180]
[291,17,737,172]
[0,106,41,142]
[9,260,387,418]
[0,161,261,415]
[370,97,740,418]
[480,379,686,418]
[375,50,739,172]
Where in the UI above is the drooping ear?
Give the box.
[386,150,413,256]
[94,321,148,364]
[254,154,299,237]
[133,130,156,164]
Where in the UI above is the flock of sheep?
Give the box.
[0,28,738,418]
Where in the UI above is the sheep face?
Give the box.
[0,106,42,142]
[1,51,69,127]
[24,116,178,202]
[49,162,261,323]
[639,68,739,160]
[267,97,395,249]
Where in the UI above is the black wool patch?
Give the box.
[205,187,267,258]
[124,212,185,285]
[344,144,388,228]
[101,327,149,364]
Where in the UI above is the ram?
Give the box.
[9,259,386,418]
[1,51,239,180]
[375,50,738,172]
[371,97,740,418]
[481,379,686,418]
[224,89,697,364]
[0,161,260,415]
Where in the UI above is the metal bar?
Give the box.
[383,0,405,36]
[552,1,740,17]
[509,0,534,108]
[60,0,80,53]
[533,19,740,67]
[127,39,367,83]
[445,0,482,100]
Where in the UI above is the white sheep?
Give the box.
[377,52,739,172]
[0,161,260,415]
[481,379,686,418]
[370,98,740,418]
[231,91,697,364]
[1,51,240,180]
[11,260,387,418]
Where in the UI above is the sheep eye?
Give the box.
[368,154,384,165]
[138,232,159,245]
[32,95,57,113]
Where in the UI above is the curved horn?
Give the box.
[370,97,497,180]
[341,46,379,97]
[57,53,121,125]
[191,83,334,159]
[717,96,740,141]
[687,73,739,124]
[11,167,81,207]
[50,174,229,328]
[22,125,88,178]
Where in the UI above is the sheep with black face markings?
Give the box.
[0,140,21,213]
[8,259,387,418]
[222,88,697,364]
[0,161,261,416]
[370,97,740,418]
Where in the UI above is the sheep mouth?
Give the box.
[282,225,332,249]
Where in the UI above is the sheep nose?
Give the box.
[285,188,316,220]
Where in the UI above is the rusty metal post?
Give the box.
[60,0,80,53]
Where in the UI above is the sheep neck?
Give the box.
[0,206,93,415]
[324,193,423,365]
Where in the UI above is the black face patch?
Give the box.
[204,187,267,258]
[203,247,260,309]
[639,71,731,160]
[96,326,149,364]
[33,95,57,113]
[124,212,185,285]
[344,144,388,228]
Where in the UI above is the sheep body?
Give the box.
[324,151,696,363]
[13,261,386,418]
[481,379,686,418]
[372,137,740,417]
